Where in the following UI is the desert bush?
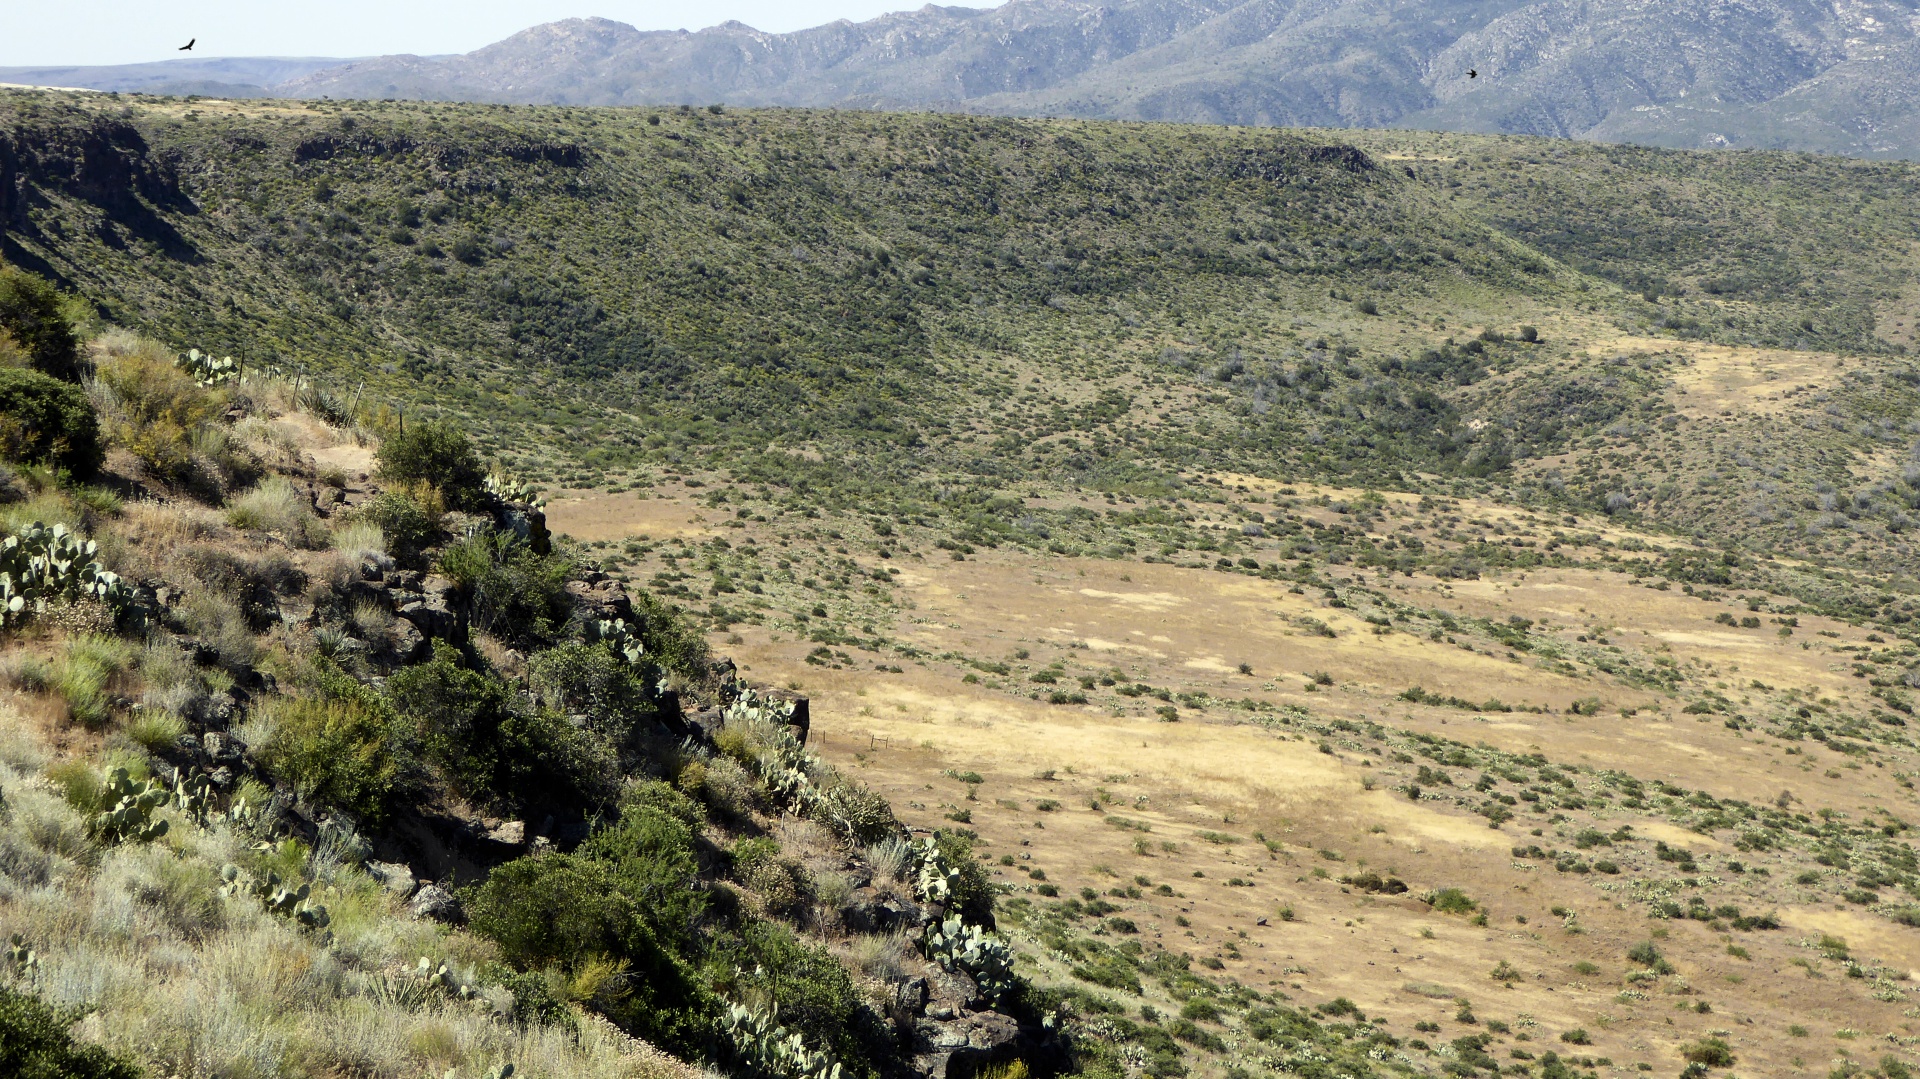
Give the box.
[630,589,712,679]
[178,591,259,670]
[465,853,717,1058]
[376,419,487,509]
[0,367,103,474]
[527,641,654,740]
[90,348,221,483]
[437,530,573,643]
[51,635,135,729]
[255,694,413,823]
[387,641,614,812]
[0,266,83,382]
[0,984,142,1079]
[356,490,440,566]
[225,475,324,547]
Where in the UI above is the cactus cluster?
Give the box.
[923,915,1016,1008]
[414,955,482,1001]
[912,835,963,905]
[173,769,216,830]
[177,348,240,386]
[8,933,38,979]
[484,472,546,511]
[588,617,647,667]
[220,865,331,929]
[724,1003,843,1079]
[0,522,129,629]
[91,768,170,845]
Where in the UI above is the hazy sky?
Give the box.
[3,2,974,67]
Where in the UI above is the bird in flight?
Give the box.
[179,38,195,51]
[1467,68,1478,78]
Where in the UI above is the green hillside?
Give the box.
[4,90,1919,570]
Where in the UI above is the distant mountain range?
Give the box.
[10,0,1920,158]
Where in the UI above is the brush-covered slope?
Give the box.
[3,89,1919,572]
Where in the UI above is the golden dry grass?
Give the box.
[558,483,1920,1075]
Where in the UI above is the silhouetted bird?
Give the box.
[1467,68,1477,78]
[1256,917,1270,926]
[179,38,195,51]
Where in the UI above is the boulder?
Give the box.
[563,573,634,623]
[366,860,417,899]
[396,593,457,640]
[408,883,462,922]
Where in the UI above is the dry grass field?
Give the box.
[548,477,1920,1078]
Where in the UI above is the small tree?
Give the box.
[0,268,82,382]
[375,419,486,508]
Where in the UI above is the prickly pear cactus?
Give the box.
[173,769,215,830]
[484,471,546,511]
[923,915,1016,1008]
[177,348,240,386]
[589,617,647,666]
[0,522,129,629]
[724,1003,843,1079]
[8,933,38,979]
[91,768,170,845]
[912,835,962,905]
[221,864,331,930]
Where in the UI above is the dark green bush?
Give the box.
[357,492,441,566]
[375,419,486,508]
[465,854,716,1058]
[0,267,83,382]
[493,968,575,1031]
[582,785,708,937]
[931,828,996,926]
[0,984,142,1079]
[527,642,655,740]
[257,694,412,824]
[386,641,613,812]
[437,531,573,644]
[630,589,712,679]
[0,367,102,474]
[705,918,879,1068]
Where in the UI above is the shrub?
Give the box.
[376,420,486,509]
[1678,1037,1733,1066]
[91,349,220,482]
[1430,887,1477,914]
[630,589,712,679]
[225,475,323,547]
[0,267,83,381]
[387,641,614,811]
[464,854,716,1057]
[256,694,412,824]
[0,367,102,474]
[437,530,573,643]
[356,492,439,566]
[0,984,142,1079]
[527,641,654,739]
[51,635,134,728]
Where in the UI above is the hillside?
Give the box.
[31,0,1920,159]
[2,87,1920,1079]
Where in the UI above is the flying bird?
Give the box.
[178,38,195,51]
[1467,68,1477,78]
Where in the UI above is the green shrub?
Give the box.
[1430,887,1477,914]
[0,984,142,1079]
[528,641,655,739]
[387,641,613,811]
[376,420,486,509]
[630,589,712,679]
[0,367,102,474]
[0,267,83,382]
[256,695,412,824]
[356,492,440,566]
[436,531,573,643]
[465,854,716,1058]
[91,350,221,483]
[1678,1037,1733,1066]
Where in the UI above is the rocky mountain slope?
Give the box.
[190,0,1920,159]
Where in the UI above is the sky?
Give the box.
[2,2,969,67]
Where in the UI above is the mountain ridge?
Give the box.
[12,1,1920,157]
